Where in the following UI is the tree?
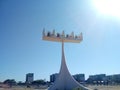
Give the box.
[3,79,16,87]
[32,79,46,85]
[17,81,25,86]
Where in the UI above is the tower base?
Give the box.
[48,42,90,90]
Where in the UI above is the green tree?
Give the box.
[3,79,16,87]
[32,79,46,85]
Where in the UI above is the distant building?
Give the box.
[106,75,113,81]
[112,74,120,84]
[50,73,59,83]
[106,74,120,84]
[87,74,106,84]
[26,73,34,84]
[73,74,85,83]
[89,74,106,81]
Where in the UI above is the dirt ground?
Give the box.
[88,85,120,90]
[0,85,120,90]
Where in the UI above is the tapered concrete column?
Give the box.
[48,42,89,90]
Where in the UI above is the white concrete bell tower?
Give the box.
[42,29,90,90]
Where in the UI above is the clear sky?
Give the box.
[0,0,120,82]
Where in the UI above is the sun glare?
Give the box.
[93,0,120,18]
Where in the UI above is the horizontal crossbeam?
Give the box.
[42,29,83,43]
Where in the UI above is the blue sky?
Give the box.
[0,0,120,82]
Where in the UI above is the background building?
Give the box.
[50,73,85,83]
[50,73,59,83]
[87,74,106,85]
[26,73,34,84]
[73,74,85,83]
[106,74,120,85]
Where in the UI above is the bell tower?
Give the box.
[42,29,90,90]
